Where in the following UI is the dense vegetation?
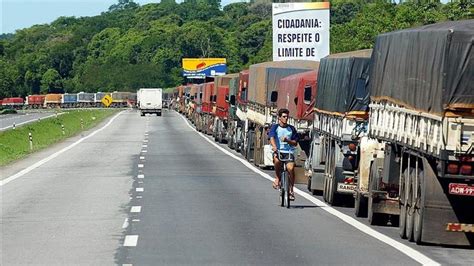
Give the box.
[0,0,472,98]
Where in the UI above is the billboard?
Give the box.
[182,58,227,79]
[272,2,330,62]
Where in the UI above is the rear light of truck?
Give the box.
[446,223,474,232]
[344,177,354,184]
[460,164,472,175]
[447,163,460,174]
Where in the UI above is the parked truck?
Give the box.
[213,73,239,143]
[138,88,163,116]
[364,21,473,245]
[244,60,319,168]
[305,50,372,207]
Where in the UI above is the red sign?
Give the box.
[449,183,474,196]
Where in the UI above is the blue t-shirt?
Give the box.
[268,124,298,153]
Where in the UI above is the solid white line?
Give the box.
[136,187,144,192]
[138,164,144,168]
[178,113,439,266]
[137,174,144,179]
[131,206,141,213]
[122,218,129,229]
[123,235,138,247]
[0,111,125,186]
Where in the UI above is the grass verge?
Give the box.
[0,109,119,166]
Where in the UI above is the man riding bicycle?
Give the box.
[268,108,299,200]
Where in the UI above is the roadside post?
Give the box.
[29,132,33,150]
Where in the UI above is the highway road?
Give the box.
[1,109,472,265]
[0,111,60,131]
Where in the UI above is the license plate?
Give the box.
[337,183,357,193]
[449,183,474,196]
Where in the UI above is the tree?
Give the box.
[109,0,139,12]
[41,68,63,93]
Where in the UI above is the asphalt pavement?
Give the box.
[0,110,60,131]
[1,109,472,265]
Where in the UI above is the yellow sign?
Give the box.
[101,95,113,107]
[182,58,227,78]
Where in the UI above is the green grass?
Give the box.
[0,109,119,166]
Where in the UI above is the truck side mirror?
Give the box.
[225,95,229,102]
[209,95,213,101]
[230,95,236,106]
[199,92,203,99]
[294,97,298,105]
[304,85,312,104]
[270,91,278,103]
[355,78,367,101]
[212,95,217,102]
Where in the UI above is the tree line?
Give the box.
[0,0,472,98]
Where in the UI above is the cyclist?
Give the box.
[268,108,299,200]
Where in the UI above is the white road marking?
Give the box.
[142,150,147,153]
[137,174,144,179]
[122,218,129,229]
[138,164,144,168]
[142,144,148,148]
[1,111,125,186]
[136,196,142,199]
[143,140,148,143]
[123,235,138,247]
[132,219,140,222]
[131,206,142,213]
[123,264,133,266]
[179,113,440,266]
[140,156,145,160]
[138,181,143,184]
[136,187,144,192]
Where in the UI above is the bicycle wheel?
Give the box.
[280,172,285,207]
[285,170,291,208]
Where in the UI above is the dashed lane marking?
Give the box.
[130,206,142,213]
[138,164,144,168]
[122,218,129,229]
[136,187,144,192]
[137,174,144,179]
[123,235,138,247]
[178,113,440,266]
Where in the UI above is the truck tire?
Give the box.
[157,111,162,116]
[413,170,425,244]
[140,112,145,116]
[399,167,410,239]
[368,162,388,225]
[406,168,415,242]
[355,191,368,217]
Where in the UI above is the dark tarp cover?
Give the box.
[369,20,474,114]
[315,51,372,114]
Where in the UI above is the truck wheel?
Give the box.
[413,170,424,244]
[368,193,388,225]
[140,112,145,116]
[399,168,409,239]
[157,112,162,116]
[355,191,368,217]
[406,168,415,242]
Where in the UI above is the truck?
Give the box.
[137,88,163,116]
[244,60,319,168]
[305,50,372,207]
[213,73,240,143]
[363,21,473,245]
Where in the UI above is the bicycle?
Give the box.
[277,150,295,208]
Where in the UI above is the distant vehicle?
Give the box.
[137,88,163,116]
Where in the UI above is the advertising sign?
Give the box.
[182,58,227,79]
[272,2,330,61]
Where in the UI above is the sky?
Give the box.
[1,0,247,34]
